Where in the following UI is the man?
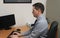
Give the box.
[10,3,48,38]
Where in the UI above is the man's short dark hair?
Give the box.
[33,3,44,13]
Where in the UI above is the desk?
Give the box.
[0,25,30,38]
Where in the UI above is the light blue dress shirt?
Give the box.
[21,14,48,38]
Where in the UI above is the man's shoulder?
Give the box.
[37,17,48,25]
[37,17,46,22]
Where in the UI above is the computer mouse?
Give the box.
[16,29,21,31]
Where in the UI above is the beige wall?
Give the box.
[0,0,47,26]
[46,0,60,38]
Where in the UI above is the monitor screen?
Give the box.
[0,14,16,28]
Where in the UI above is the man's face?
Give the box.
[32,6,39,17]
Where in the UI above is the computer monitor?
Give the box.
[0,14,16,30]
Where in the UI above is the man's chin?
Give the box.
[33,15,36,18]
[34,16,36,18]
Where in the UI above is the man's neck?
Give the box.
[36,13,42,18]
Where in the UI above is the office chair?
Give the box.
[46,21,58,38]
[46,17,50,24]
[37,21,58,38]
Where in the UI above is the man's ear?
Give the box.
[38,9,41,14]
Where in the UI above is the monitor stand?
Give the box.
[4,27,12,30]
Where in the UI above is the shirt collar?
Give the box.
[37,14,44,20]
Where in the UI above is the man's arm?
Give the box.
[20,24,35,36]
[27,21,48,38]
[20,21,48,38]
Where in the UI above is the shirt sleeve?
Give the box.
[27,21,48,38]
[21,21,48,38]
[21,24,35,36]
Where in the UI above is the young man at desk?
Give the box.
[10,2,48,38]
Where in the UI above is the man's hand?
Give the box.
[10,35,19,38]
[9,32,23,38]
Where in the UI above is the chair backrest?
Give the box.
[47,21,58,38]
[46,17,50,24]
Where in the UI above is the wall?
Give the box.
[0,0,47,26]
[46,0,60,38]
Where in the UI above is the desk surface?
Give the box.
[0,25,30,38]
